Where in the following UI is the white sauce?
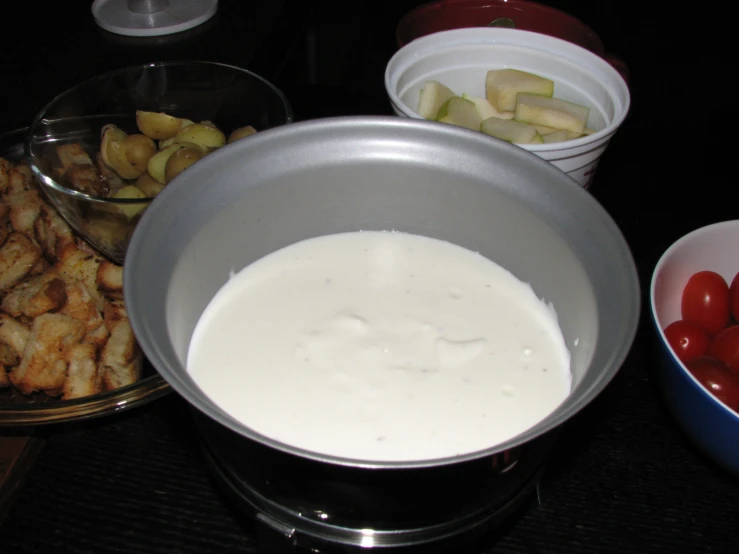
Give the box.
[187,231,571,462]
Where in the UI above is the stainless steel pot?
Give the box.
[124,116,640,549]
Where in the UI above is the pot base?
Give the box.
[201,440,545,552]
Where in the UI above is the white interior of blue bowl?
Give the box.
[650,219,739,420]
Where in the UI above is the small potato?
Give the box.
[135,172,165,197]
[122,134,157,175]
[136,111,182,140]
[175,123,226,151]
[158,137,176,149]
[101,125,140,180]
[228,125,257,144]
[112,185,148,219]
[147,144,185,184]
[165,146,203,183]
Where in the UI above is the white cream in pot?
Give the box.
[186,231,571,462]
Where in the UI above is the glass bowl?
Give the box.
[0,127,172,427]
[26,61,293,264]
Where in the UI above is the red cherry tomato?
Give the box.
[681,271,730,335]
[708,324,739,374]
[663,320,710,363]
[730,272,739,323]
[685,356,739,411]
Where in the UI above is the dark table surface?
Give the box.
[1,1,739,552]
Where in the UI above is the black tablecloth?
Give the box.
[2,1,739,552]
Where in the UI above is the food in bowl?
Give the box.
[0,156,141,400]
[187,230,572,462]
[26,61,293,265]
[418,69,594,144]
[384,28,630,188]
[662,269,739,412]
[57,110,258,214]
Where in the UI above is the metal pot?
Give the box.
[124,116,640,549]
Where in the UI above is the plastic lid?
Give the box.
[91,0,218,37]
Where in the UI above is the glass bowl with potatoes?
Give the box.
[26,61,293,265]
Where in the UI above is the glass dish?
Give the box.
[26,61,293,264]
[0,128,170,426]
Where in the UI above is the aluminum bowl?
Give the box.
[123,116,640,547]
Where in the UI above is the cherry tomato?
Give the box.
[730,272,739,323]
[708,324,739,374]
[685,356,739,411]
[663,319,710,363]
[681,271,730,335]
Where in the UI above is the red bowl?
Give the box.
[396,0,629,83]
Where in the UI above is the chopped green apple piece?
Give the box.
[418,80,457,120]
[480,116,541,144]
[461,93,500,120]
[542,129,570,143]
[485,69,554,112]
[532,124,560,135]
[436,97,482,131]
[514,93,589,135]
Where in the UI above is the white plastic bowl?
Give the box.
[384,28,630,188]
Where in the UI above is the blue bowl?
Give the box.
[650,220,739,475]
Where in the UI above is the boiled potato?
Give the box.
[100,125,140,180]
[135,172,165,197]
[136,111,182,140]
[228,125,257,143]
[147,144,185,184]
[112,185,148,218]
[122,134,157,175]
[175,123,226,151]
[165,146,203,183]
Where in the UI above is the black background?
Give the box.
[1,1,738,552]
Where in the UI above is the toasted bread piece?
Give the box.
[0,201,9,224]
[7,189,43,236]
[0,342,18,368]
[101,300,141,390]
[64,164,108,197]
[34,202,75,262]
[83,322,110,352]
[11,313,86,394]
[62,343,102,399]
[54,241,104,310]
[56,144,94,170]
[96,260,123,300]
[1,271,66,318]
[0,158,11,194]
[0,365,9,388]
[60,278,104,334]
[7,164,33,194]
[0,314,30,357]
[0,232,43,293]
[0,220,8,249]
[9,313,86,395]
